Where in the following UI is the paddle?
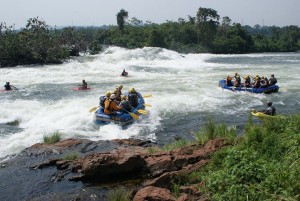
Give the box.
[89,106,99,113]
[12,85,19,90]
[143,94,152,98]
[122,110,139,120]
[143,103,152,107]
[137,109,147,115]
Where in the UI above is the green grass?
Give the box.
[108,187,131,201]
[162,139,188,151]
[147,146,161,154]
[43,131,61,144]
[194,119,238,145]
[63,152,79,161]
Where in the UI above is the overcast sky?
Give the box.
[1,0,299,29]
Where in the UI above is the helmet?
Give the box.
[105,91,111,97]
[271,74,274,77]
[119,84,123,89]
[235,72,238,75]
[110,94,116,100]
[129,87,135,93]
[267,102,272,107]
[121,95,126,101]
[262,76,265,79]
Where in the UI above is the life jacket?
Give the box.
[269,77,277,85]
[99,96,106,107]
[4,84,11,90]
[128,92,139,108]
[235,75,241,82]
[271,106,276,116]
[253,80,260,88]
[115,88,122,101]
[121,100,132,112]
[244,77,251,87]
[226,78,233,86]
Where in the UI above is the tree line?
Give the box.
[1,8,300,67]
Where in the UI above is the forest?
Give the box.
[1,7,300,67]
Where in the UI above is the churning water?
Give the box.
[1,47,300,158]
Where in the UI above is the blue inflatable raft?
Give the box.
[93,96,145,126]
[93,108,135,126]
[218,80,279,94]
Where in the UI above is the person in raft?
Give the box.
[79,80,88,89]
[119,95,133,112]
[225,75,233,86]
[4,82,12,90]
[243,75,251,88]
[269,74,277,86]
[127,87,144,108]
[121,69,128,76]
[114,84,123,102]
[261,101,276,116]
[104,94,123,115]
[233,72,241,87]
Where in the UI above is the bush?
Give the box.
[195,114,300,200]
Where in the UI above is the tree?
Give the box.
[221,16,231,37]
[196,7,220,45]
[117,9,128,31]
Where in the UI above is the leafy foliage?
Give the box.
[1,7,300,67]
[189,115,300,200]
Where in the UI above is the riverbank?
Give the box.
[1,114,299,200]
[0,137,228,201]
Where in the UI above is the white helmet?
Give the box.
[110,94,116,100]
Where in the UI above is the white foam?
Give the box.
[1,47,299,157]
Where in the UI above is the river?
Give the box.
[1,47,300,158]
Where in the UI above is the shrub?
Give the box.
[43,131,61,144]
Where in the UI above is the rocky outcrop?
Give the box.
[0,137,229,200]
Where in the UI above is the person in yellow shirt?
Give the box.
[104,94,122,115]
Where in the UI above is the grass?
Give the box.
[108,187,131,201]
[43,131,61,144]
[147,146,161,154]
[194,119,238,145]
[63,152,79,161]
[162,139,188,151]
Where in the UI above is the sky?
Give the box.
[1,0,299,29]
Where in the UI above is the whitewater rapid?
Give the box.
[1,47,300,158]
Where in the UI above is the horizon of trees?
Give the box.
[1,8,300,67]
